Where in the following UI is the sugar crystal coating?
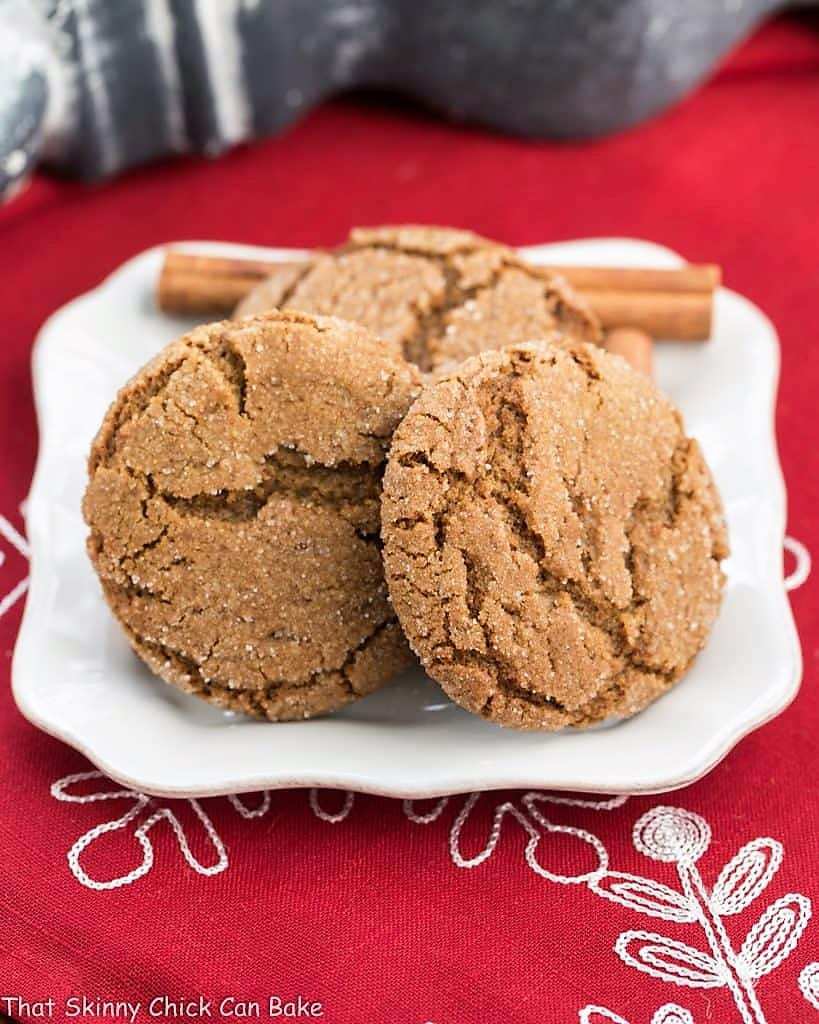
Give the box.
[236,225,599,374]
[84,311,422,720]
[381,341,729,730]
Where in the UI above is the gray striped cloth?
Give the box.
[0,0,786,200]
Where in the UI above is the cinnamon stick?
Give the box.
[603,327,654,378]
[156,250,719,340]
[544,264,720,294]
[582,290,713,341]
[157,252,291,317]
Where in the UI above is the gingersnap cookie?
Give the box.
[236,225,599,374]
[83,311,422,721]
[381,341,728,730]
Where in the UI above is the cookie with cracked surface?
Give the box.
[235,225,599,375]
[381,341,728,730]
[83,310,422,721]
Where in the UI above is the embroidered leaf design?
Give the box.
[449,794,540,869]
[711,837,782,915]
[591,871,695,923]
[739,893,812,979]
[50,770,228,891]
[577,1006,694,1024]
[51,769,138,805]
[578,1007,630,1024]
[652,1006,695,1024]
[798,962,819,1011]
[615,930,725,988]
[309,788,354,823]
[447,792,608,883]
[228,792,271,819]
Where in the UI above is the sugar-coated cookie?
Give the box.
[236,225,599,374]
[381,341,728,730]
[84,311,421,720]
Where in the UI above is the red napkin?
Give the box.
[1,16,817,1024]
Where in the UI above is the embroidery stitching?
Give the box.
[579,1004,695,1024]
[38,531,814,1016]
[799,962,819,1011]
[0,511,30,619]
[784,536,811,591]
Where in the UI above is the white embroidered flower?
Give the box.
[633,807,711,864]
[405,791,616,885]
[51,771,230,891]
[606,807,811,1023]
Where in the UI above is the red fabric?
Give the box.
[1,15,818,1024]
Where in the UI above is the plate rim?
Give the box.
[12,237,803,799]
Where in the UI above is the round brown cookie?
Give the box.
[381,341,729,730]
[235,225,599,374]
[84,311,422,721]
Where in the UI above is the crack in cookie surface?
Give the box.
[381,341,728,730]
[236,226,600,374]
[160,448,382,533]
[122,611,407,722]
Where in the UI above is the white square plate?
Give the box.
[13,238,801,798]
